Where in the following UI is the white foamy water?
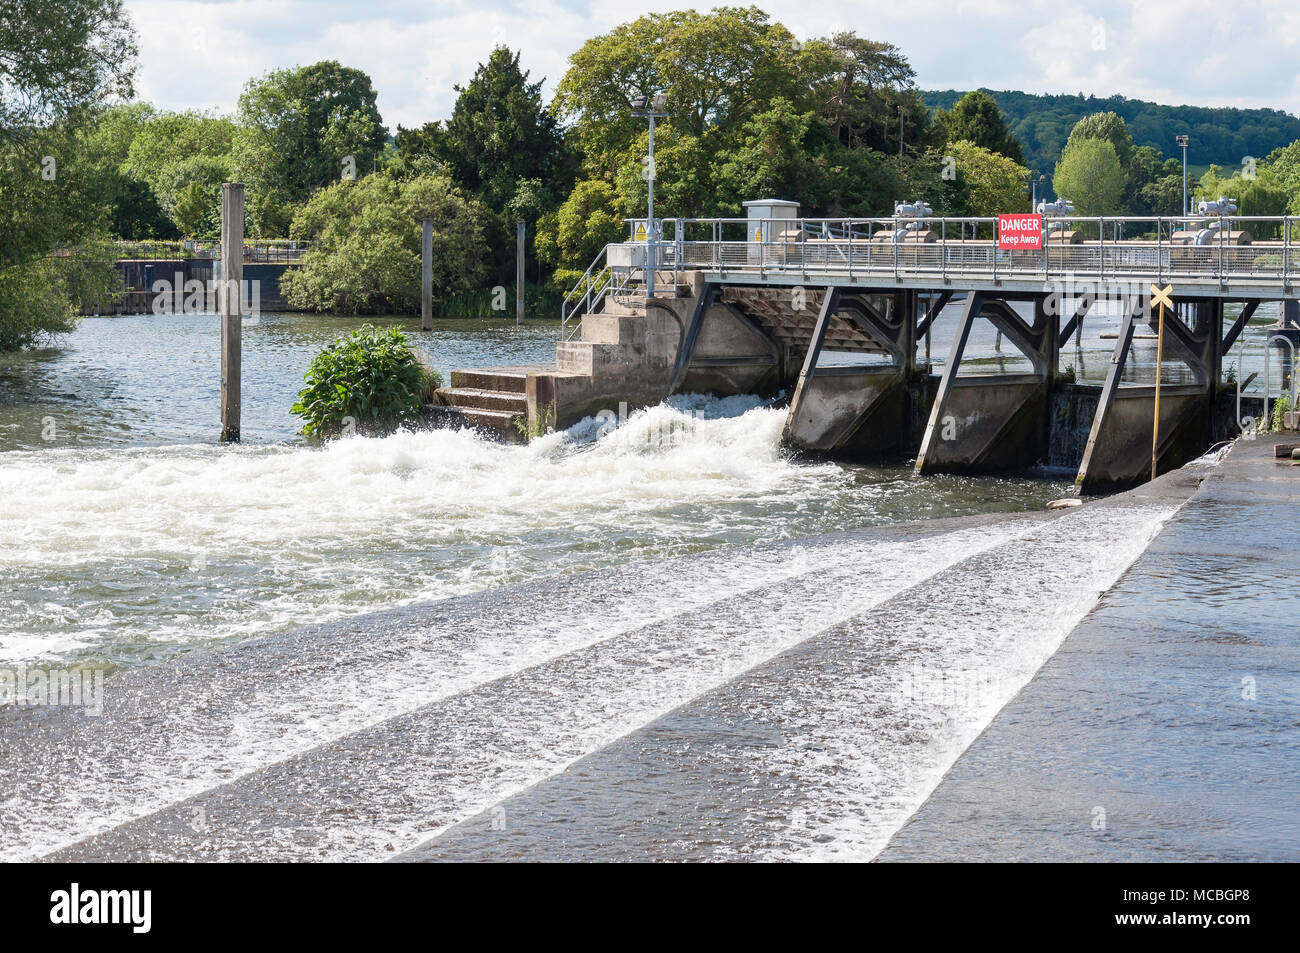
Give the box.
[4,516,1043,861]
[754,501,1180,861]
[3,498,1178,863]
[0,396,1062,667]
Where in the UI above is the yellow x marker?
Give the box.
[1149,283,1174,312]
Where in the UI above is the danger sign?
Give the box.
[997,213,1043,250]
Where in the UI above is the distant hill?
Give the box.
[923,89,1300,177]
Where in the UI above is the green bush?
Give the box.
[291,324,441,438]
[1271,394,1293,432]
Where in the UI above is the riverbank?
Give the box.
[878,434,1300,861]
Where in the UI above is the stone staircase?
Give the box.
[433,366,537,440]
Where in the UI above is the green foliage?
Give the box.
[0,0,136,350]
[0,246,122,350]
[83,104,177,239]
[233,60,388,235]
[812,34,925,153]
[925,89,1300,183]
[536,179,627,272]
[1066,111,1134,169]
[282,171,489,314]
[1054,138,1125,215]
[947,140,1030,216]
[122,110,236,182]
[291,325,439,438]
[935,91,1024,163]
[396,47,573,289]
[153,154,232,238]
[1271,395,1293,433]
[397,47,570,213]
[555,7,805,174]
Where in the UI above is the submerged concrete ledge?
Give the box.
[878,435,1300,862]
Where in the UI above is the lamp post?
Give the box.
[631,92,668,298]
[1176,134,1190,217]
[1028,172,1046,208]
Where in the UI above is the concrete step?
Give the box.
[429,404,525,441]
[441,387,527,413]
[557,341,621,375]
[449,367,532,393]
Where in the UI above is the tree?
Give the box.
[805,33,920,152]
[935,91,1024,163]
[0,0,135,349]
[84,103,176,238]
[397,47,573,287]
[1066,111,1134,170]
[401,47,569,213]
[715,98,820,211]
[1122,143,1164,213]
[947,140,1029,216]
[554,7,801,173]
[233,61,387,235]
[282,171,488,314]
[122,110,235,183]
[170,180,210,238]
[535,179,627,281]
[923,89,1300,186]
[1053,138,1125,215]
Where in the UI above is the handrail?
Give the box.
[561,245,612,341]
[599,213,1300,290]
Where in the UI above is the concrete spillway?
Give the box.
[3,456,1206,862]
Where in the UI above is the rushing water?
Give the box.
[0,312,1071,671]
[1,310,1201,861]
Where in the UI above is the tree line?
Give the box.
[9,3,1300,349]
[925,88,1300,182]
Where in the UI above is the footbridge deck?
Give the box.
[609,214,1300,303]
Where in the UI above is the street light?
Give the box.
[1027,172,1047,208]
[631,92,668,298]
[1176,134,1190,217]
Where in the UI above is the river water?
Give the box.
[0,312,1076,671]
[0,310,1216,861]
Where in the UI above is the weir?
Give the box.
[439,202,1300,491]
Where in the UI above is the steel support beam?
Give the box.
[782,286,843,440]
[915,291,953,338]
[1058,293,1094,348]
[1221,300,1259,356]
[1076,296,1142,489]
[668,282,717,394]
[915,291,983,472]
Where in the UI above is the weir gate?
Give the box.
[438,204,1300,492]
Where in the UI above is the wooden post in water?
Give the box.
[421,218,433,331]
[516,220,525,325]
[220,183,244,442]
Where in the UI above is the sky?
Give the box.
[123,0,1300,129]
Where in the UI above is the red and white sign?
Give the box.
[997,213,1043,250]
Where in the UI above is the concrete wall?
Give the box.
[918,375,1047,474]
[536,290,781,432]
[1077,386,1208,493]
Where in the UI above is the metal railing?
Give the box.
[110,239,311,263]
[595,215,1300,290]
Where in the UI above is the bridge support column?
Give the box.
[916,293,1057,474]
[782,288,933,459]
[1076,296,1221,493]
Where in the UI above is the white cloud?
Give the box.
[122,0,1300,129]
